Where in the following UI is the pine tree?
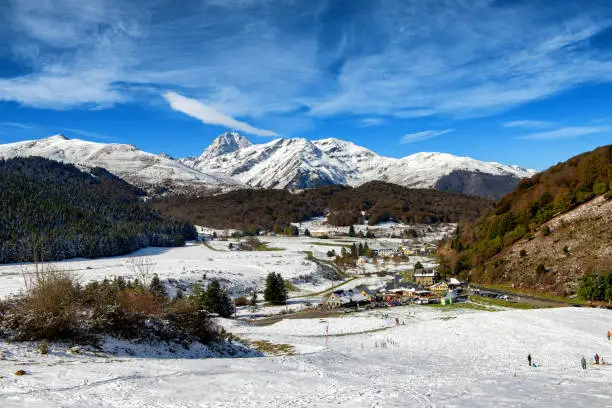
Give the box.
[348,225,356,237]
[149,273,166,298]
[350,243,357,258]
[201,279,233,317]
[358,243,364,256]
[264,272,287,304]
[304,228,311,237]
[414,261,423,270]
[250,291,258,306]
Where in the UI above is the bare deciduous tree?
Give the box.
[125,256,156,288]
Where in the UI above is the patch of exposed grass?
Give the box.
[284,281,300,292]
[255,243,285,251]
[470,295,538,309]
[474,284,588,305]
[249,340,296,356]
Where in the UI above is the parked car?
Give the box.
[415,298,429,305]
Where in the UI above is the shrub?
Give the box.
[0,268,221,345]
[164,299,220,344]
[519,249,527,257]
[117,290,163,315]
[2,269,80,341]
[234,296,249,307]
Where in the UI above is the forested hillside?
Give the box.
[152,181,492,233]
[0,157,196,263]
[438,145,611,294]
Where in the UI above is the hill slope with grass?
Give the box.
[438,145,611,296]
[0,157,196,263]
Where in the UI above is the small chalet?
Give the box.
[360,288,377,302]
[357,256,370,265]
[448,277,464,289]
[429,281,449,294]
[413,269,440,285]
[375,248,397,258]
[326,289,368,307]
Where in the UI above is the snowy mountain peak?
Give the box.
[46,134,69,141]
[198,131,252,161]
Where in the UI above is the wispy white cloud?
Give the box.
[0,122,37,130]
[400,129,454,144]
[61,128,121,142]
[163,92,279,137]
[503,120,555,129]
[1,0,612,125]
[521,126,611,140]
[359,117,386,127]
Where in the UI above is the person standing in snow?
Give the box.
[527,353,532,367]
[607,330,610,342]
[581,356,587,370]
[594,354,600,365]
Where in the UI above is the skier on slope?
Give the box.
[527,353,532,367]
[581,356,587,370]
[607,330,610,341]
[594,354,600,365]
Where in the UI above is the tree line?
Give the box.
[0,157,196,263]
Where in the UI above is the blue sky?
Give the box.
[0,0,611,170]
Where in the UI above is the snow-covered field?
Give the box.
[0,234,438,299]
[1,306,611,407]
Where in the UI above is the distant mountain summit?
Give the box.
[200,131,252,160]
[0,132,536,198]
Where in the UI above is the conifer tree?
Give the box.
[200,279,233,317]
[149,273,166,298]
[264,272,287,304]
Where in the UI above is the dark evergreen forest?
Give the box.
[0,157,196,263]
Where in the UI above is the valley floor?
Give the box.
[0,234,439,299]
[1,306,611,407]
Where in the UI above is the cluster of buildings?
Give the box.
[364,243,437,259]
[324,269,466,308]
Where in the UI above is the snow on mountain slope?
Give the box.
[191,132,536,196]
[199,137,347,188]
[0,135,239,190]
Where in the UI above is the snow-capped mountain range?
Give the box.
[0,132,536,198]
[0,135,238,191]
